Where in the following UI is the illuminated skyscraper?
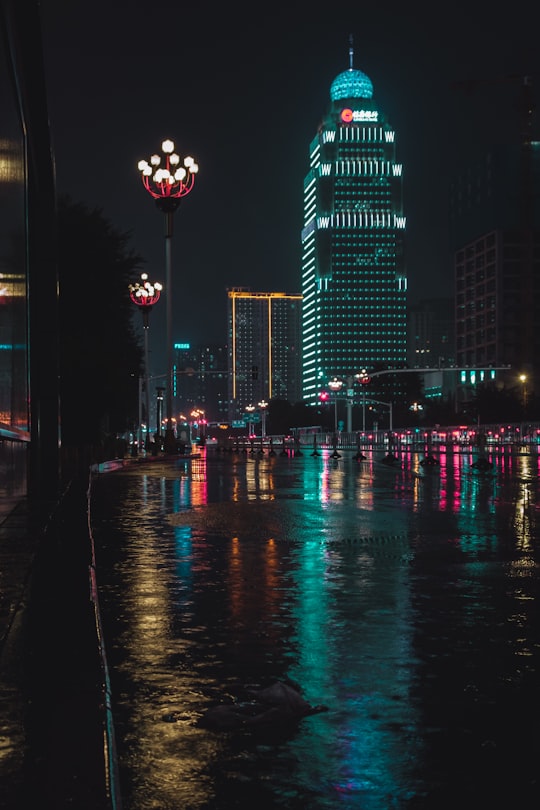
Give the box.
[301,41,407,406]
[227,288,302,419]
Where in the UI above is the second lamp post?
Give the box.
[328,378,343,432]
[128,273,162,451]
[258,400,268,438]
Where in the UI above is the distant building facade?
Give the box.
[407,298,456,407]
[301,42,407,409]
[227,288,302,421]
[450,139,540,408]
[173,342,229,425]
[407,298,455,370]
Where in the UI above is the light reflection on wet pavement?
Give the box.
[90,448,540,809]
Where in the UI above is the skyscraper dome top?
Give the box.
[330,69,373,101]
[330,36,373,101]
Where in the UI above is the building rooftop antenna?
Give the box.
[348,34,354,69]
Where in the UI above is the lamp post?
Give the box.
[156,386,165,446]
[138,139,199,454]
[381,400,394,432]
[245,404,256,436]
[258,399,268,438]
[345,376,354,433]
[355,369,371,432]
[409,402,423,425]
[328,378,343,432]
[190,408,205,443]
[519,373,528,416]
[128,273,162,451]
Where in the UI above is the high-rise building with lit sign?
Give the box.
[301,41,407,406]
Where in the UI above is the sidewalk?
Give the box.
[0,476,119,810]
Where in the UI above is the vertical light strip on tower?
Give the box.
[267,296,273,400]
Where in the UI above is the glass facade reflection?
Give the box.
[0,0,60,512]
[0,140,26,431]
[0,4,29,510]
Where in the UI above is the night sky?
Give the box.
[40,1,540,375]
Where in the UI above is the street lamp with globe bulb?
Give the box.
[258,400,268,438]
[328,378,343,432]
[354,369,371,432]
[137,139,199,454]
[128,273,162,451]
[245,404,256,437]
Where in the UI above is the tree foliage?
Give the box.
[58,195,144,445]
[465,385,525,424]
[268,400,331,435]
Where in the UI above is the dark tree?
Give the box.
[58,195,144,446]
[466,385,523,424]
[267,399,330,435]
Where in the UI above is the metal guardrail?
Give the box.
[213,422,540,453]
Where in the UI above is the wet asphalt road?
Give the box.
[88,446,540,809]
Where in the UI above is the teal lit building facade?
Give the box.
[301,46,407,407]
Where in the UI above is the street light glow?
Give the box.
[128,273,162,307]
[138,140,199,202]
[328,377,343,393]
